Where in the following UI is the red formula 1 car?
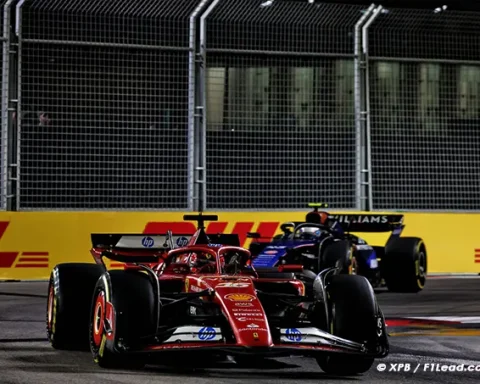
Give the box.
[46,214,389,375]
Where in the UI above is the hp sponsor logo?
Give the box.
[176,236,189,247]
[141,236,154,248]
[285,328,302,342]
[198,327,216,341]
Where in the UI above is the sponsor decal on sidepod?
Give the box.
[225,293,256,302]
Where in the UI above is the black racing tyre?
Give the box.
[320,240,352,274]
[89,270,156,369]
[316,275,377,375]
[46,263,104,350]
[382,237,427,293]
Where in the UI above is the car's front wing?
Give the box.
[123,326,388,358]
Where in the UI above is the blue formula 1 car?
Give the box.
[248,204,427,293]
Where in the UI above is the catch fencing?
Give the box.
[0,0,479,212]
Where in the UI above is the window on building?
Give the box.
[418,63,441,132]
[458,65,480,119]
[375,61,400,123]
[335,60,354,117]
[206,67,226,131]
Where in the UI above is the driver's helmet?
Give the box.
[297,226,322,240]
[305,210,329,225]
[189,252,216,272]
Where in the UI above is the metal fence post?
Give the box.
[354,4,375,211]
[14,0,25,212]
[362,5,383,211]
[188,0,212,212]
[199,0,221,212]
[1,0,15,211]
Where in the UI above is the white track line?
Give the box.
[405,317,480,324]
[393,353,480,366]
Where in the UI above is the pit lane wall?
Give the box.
[0,212,478,280]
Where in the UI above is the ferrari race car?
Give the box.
[249,204,427,293]
[46,214,388,375]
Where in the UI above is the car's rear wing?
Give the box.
[328,214,404,233]
[91,233,192,250]
[248,214,404,243]
[90,233,191,264]
[90,231,242,265]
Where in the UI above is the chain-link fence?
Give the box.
[203,0,365,210]
[367,6,480,211]
[15,0,201,210]
[1,1,479,212]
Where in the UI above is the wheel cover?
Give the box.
[417,251,426,279]
[47,284,54,330]
[92,291,105,347]
[349,256,357,275]
[415,250,427,290]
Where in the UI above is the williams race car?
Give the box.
[248,204,427,293]
[46,213,388,375]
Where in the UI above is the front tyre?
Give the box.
[46,263,104,350]
[316,275,378,375]
[89,270,156,369]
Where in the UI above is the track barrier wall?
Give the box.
[0,211,478,280]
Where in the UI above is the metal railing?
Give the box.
[0,1,479,212]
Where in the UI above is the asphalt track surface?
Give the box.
[1,278,480,383]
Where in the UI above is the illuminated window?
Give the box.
[458,65,480,119]
[206,67,226,130]
[223,67,269,130]
[376,61,400,111]
[418,63,440,132]
[292,67,314,129]
[335,60,354,116]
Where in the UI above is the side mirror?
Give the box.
[280,223,295,233]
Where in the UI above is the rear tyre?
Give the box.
[46,263,104,350]
[382,237,427,293]
[89,270,156,369]
[316,275,377,375]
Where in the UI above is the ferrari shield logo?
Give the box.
[224,293,256,302]
[253,332,259,340]
[185,279,190,292]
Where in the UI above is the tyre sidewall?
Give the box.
[46,263,104,350]
[317,275,380,375]
[321,240,352,273]
[89,270,156,368]
[383,237,427,292]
